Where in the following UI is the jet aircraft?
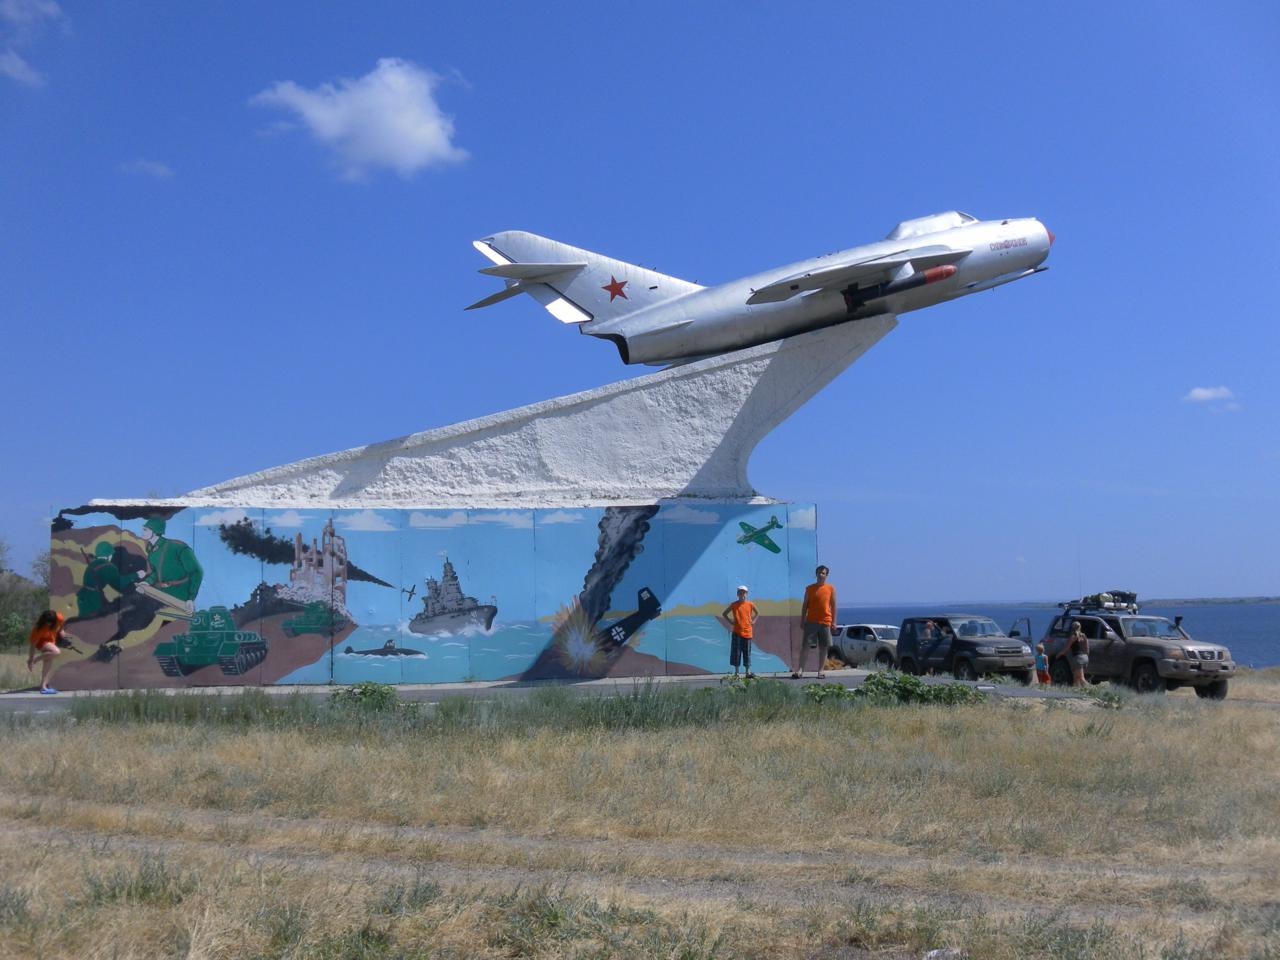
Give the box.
[736,516,783,554]
[468,211,1053,366]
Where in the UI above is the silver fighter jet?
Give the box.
[468,211,1053,366]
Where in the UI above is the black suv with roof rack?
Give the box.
[1041,591,1234,698]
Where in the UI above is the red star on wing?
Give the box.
[602,276,628,301]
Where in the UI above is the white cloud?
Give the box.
[472,511,533,529]
[787,506,816,530]
[1,0,62,87]
[118,159,174,179]
[538,510,585,525]
[336,509,396,532]
[0,48,40,85]
[1183,386,1234,403]
[0,0,63,28]
[250,58,467,180]
[1183,386,1241,412]
[195,508,251,527]
[657,504,720,525]
[409,510,468,529]
[265,510,311,528]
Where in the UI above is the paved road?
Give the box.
[0,668,1086,718]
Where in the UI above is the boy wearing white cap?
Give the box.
[721,585,759,678]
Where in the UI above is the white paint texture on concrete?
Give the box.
[175,318,897,508]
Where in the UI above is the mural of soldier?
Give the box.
[74,541,134,619]
[96,517,204,660]
[134,517,204,616]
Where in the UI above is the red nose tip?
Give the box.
[1046,226,1055,246]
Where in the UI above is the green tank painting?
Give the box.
[153,606,269,677]
[282,601,347,637]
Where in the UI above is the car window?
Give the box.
[901,622,918,643]
[874,627,899,640]
[1072,618,1102,640]
[949,617,1003,638]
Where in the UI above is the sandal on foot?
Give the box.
[40,688,58,695]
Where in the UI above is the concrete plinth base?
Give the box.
[183,317,897,508]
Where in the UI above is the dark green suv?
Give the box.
[896,614,1034,683]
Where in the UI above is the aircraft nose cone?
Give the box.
[1046,225,1055,246]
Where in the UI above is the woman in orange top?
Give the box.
[28,610,74,695]
[721,586,759,678]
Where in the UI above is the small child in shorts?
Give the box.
[721,586,759,678]
[1034,642,1051,685]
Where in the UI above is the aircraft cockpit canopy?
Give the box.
[886,211,977,241]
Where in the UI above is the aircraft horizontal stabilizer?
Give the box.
[465,284,528,311]
[747,245,970,305]
[479,262,587,280]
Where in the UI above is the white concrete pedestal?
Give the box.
[185,317,897,507]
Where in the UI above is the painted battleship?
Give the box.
[408,556,497,635]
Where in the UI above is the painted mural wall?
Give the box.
[47,502,817,690]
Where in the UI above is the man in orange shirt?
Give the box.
[795,565,836,679]
[721,585,759,678]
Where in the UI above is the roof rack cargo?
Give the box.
[1059,590,1140,614]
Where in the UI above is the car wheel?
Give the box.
[1132,661,1166,694]
[1194,679,1229,700]
[875,651,893,669]
[953,659,977,681]
[1013,669,1034,685]
[1049,658,1073,687]
[899,658,918,676]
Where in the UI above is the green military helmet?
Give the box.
[94,541,114,560]
[143,517,166,536]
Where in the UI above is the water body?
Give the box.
[839,601,1280,668]
[276,615,792,684]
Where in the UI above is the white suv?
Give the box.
[831,624,899,668]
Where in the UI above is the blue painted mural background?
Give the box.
[48,501,817,689]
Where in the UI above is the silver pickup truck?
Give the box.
[830,624,899,668]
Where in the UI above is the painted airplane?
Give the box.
[737,516,783,554]
[468,211,1053,366]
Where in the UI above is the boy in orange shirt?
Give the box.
[721,585,759,678]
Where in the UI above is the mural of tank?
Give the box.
[282,601,348,638]
[153,606,269,677]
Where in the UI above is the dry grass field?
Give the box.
[0,674,1278,958]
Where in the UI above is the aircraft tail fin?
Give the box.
[469,230,703,324]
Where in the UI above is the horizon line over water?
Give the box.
[843,597,1280,608]
[835,599,1279,669]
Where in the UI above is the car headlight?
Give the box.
[1166,647,1187,660]
[1020,643,1032,655]
[975,646,996,656]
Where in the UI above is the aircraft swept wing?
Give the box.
[746,244,971,305]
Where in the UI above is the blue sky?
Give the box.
[3,1,1277,602]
